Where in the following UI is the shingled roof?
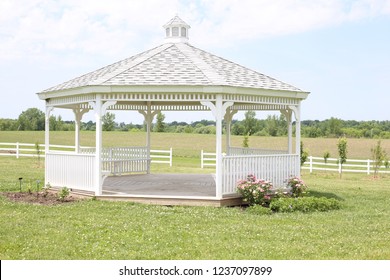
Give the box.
[41,16,305,94]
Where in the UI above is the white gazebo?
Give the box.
[37,16,309,206]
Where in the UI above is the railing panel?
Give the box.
[228,146,288,156]
[46,153,95,192]
[222,154,300,195]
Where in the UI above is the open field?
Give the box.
[1,131,389,159]
[1,141,390,259]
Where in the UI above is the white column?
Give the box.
[201,97,233,199]
[73,108,89,153]
[45,105,53,154]
[224,109,238,155]
[94,96,103,195]
[289,103,301,177]
[89,98,117,195]
[281,109,293,154]
[295,103,301,157]
[138,103,159,174]
[215,95,223,199]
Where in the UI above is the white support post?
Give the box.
[169,147,173,167]
[89,97,117,195]
[201,97,233,199]
[16,142,19,159]
[138,102,159,174]
[73,107,89,153]
[201,150,204,169]
[367,159,370,175]
[309,156,313,173]
[45,105,53,154]
[281,109,293,154]
[289,103,301,177]
[224,109,238,155]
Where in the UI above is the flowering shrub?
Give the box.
[287,176,307,197]
[237,174,273,206]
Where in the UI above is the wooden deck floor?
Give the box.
[96,173,242,207]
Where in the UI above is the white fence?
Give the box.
[222,154,300,195]
[0,142,172,167]
[303,156,390,175]
[201,150,216,168]
[0,142,75,158]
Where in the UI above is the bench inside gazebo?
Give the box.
[37,16,309,206]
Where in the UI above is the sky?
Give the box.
[0,0,389,124]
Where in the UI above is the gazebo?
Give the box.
[37,16,309,206]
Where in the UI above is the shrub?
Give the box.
[270,197,341,213]
[287,176,307,198]
[237,174,273,206]
[246,205,272,215]
[57,187,70,202]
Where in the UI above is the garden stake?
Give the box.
[18,177,23,192]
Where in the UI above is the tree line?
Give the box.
[1,108,389,139]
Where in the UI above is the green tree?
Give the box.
[300,141,309,166]
[371,140,388,178]
[154,112,166,132]
[243,110,257,135]
[102,112,116,131]
[242,134,249,147]
[327,117,343,136]
[17,108,45,130]
[337,137,348,178]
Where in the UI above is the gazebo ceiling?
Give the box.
[37,15,309,109]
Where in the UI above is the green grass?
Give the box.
[1,131,389,159]
[1,155,390,259]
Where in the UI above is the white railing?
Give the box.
[0,142,76,158]
[227,146,288,156]
[151,148,172,166]
[222,154,300,195]
[201,150,216,168]
[45,152,95,192]
[303,156,390,175]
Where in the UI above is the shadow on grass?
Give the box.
[307,190,344,201]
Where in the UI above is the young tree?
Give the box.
[300,141,309,166]
[154,112,166,132]
[242,134,249,148]
[243,110,257,135]
[337,137,348,178]
[371,140,388,178]
[102,112,116,131]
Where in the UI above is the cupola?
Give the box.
[163,15,190,43]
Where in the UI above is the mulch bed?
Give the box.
[1,191,80,205]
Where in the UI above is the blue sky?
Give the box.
[0,0,389,124]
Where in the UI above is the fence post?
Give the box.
[16,142,19,159]
[169,147,173,167]
[367,159,370,175]
[309,156,313,174]
[201,150,204,169]
[338,159,342,174]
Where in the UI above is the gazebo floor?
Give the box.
[95,173,243,207]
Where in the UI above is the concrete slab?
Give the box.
[103,173,216,197]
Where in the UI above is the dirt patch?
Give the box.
[1,191,80,205]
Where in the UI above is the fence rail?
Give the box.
[227,146,288,156]
[302,156,390,174]
[0,142,172,166]
[201,150,216,168]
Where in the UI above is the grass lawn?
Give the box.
[1,131,389,159]
[0,154,390,259]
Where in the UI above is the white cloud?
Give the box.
[0,0,389,64]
